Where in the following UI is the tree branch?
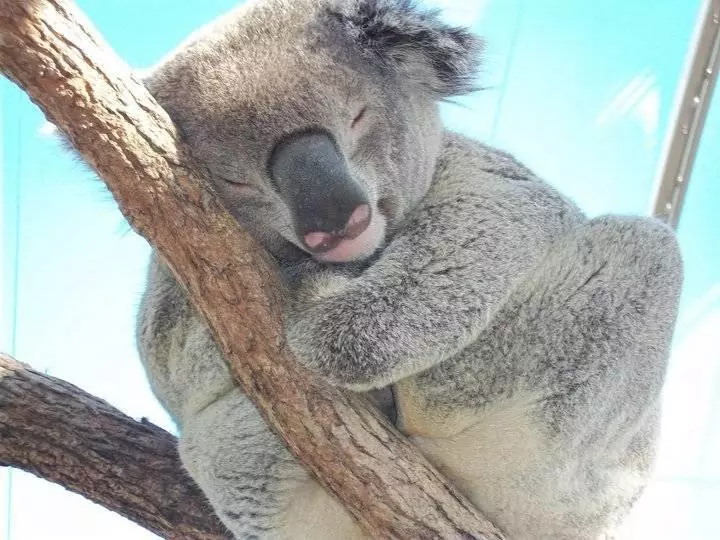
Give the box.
[0,1,504,538]
[0,353,228,540]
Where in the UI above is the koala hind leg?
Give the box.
[407,215,683,539]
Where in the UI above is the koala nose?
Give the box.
[268,129,373,252]
[304,204,371,251]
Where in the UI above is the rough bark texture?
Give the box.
[0,353,228,540]
[0,1,505,538]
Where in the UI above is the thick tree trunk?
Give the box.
[0,1,504,538]
[0,353,228,540]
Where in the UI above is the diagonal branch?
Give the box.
[0,1,504,538]
[0,353,228,540]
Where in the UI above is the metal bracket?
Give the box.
[650,0,720,229]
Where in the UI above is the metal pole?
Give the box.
[650,0,720,229]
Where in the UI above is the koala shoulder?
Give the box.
[425,132,585,235]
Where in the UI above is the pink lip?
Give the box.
[314,211,386,263]
[304,205,372,252]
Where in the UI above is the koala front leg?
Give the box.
[285,179,578,390]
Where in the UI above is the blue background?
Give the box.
[1,1,717,538]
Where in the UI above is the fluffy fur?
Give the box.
[136,1,683,538]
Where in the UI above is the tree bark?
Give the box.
[0,353,228,540]
[0,1,504,539]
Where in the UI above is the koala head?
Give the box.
[145,0,481,264]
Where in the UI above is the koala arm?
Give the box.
[287,145,584,390]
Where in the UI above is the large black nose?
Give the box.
[268,130,370,250]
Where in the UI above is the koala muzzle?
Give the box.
[269,130,372,254]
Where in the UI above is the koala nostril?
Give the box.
[343,204,371,240]
[303,204,372,252]
[304,231,335,250]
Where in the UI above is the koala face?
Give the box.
[145,0,481,263]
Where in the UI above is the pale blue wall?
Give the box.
[1,1,715,538]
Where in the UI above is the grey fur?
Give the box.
[136,1,683,538]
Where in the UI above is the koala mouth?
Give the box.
[305,203,386,263]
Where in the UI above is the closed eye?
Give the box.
[215,175,262,194]
[351,106,367,129]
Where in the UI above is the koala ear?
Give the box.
[328,0,483,97]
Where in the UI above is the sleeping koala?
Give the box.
[136,0,684,538]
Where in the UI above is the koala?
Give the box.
[135,0,684,538]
